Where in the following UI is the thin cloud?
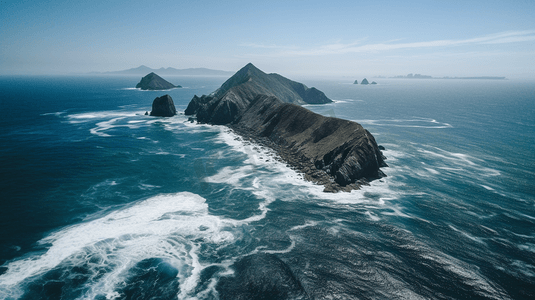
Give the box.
[239,43,298,50]
[243,30,535,57]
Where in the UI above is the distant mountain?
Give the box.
[95,65,234,76]
[392,73,506,80]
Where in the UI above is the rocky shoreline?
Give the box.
[228,123,383,192]
[184,63,387,192]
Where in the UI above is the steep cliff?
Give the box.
[184,64,386,192]
[231,95,386,192]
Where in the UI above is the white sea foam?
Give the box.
[0,192,242,299]
[448,225,486,245]
[206,125,407,227]
[481,184,495,191]
[365,211,381,221]
[41,111,67,117]
[357,118,452,129]
[67,111,143,122]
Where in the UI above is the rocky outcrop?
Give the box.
[150,94,177,117]
[361,78,369,85]
[185,64,386,192]
[185,63,331,125]
[371,81,377,84]
[353,80,358,84]
[136,72,181,90]
[230,95,386,192]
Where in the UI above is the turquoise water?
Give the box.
[0,76,534,299]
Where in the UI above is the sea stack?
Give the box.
[136,72,181,90]
[184,63,386,192]
[353,80,358,84]
[150,94,177,117]
[361,78,369,85]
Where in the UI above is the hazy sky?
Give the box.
[1,0,534,78]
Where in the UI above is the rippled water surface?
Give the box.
[0,76,534,299]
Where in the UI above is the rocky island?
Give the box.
[185,63,386,192]
[136,72,181,90]
[150,94,177,117]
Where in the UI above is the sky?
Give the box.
[1,0,534,78]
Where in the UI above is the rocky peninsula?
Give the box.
[136,72,181,90]
[185,63,386,192]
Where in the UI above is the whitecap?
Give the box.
[0,192,242,299]
[356,118,452,129]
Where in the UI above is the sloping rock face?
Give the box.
[150,94,177,117]
[361,78,369,85]
[185,64,386,192]
[136,72,180,90]
[185,63,331,124]
[231,95,386,192]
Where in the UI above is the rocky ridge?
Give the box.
[185,64,386,192]
[185,63,331,124]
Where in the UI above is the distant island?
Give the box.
[91,65,234,76]
[184,63,386,192]
[392,73,506,80]
[136,72,181,90]
[354,79,377,85]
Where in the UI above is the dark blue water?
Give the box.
[0,76,534,299]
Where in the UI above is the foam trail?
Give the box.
[0,192,238,299]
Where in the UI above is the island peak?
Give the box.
[184,64,386,192]
[135,73,181,90]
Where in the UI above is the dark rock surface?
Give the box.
[185,64,386,192]
[135,72,180,90]
[361,78,369,85]
[150,94,177,117]
[371,81,377,84]
[230,95,386,192]
[353,80,358,84]
[185,63,331,124]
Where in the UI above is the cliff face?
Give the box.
[185,63,331,124]
[136,72,180,90]
[232,95,386,191]
[184,63,386,192]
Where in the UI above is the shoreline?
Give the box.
[228,123,376,193]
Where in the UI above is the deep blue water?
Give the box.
[0,75,534,299]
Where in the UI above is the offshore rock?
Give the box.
[361,78,369,85]
[150,94,177,117]
[185,63,331,124]
[353,80,358,84]
[371,81,377,84]
[136,72,180,90]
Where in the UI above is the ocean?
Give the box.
[0,75,533,299]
